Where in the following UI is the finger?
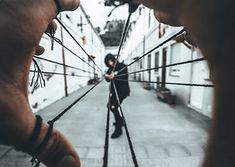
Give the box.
[35,45,45,56]
[47,0,80,21]
[46,20,57,34]
[184,32,197,46]
[57,0,80,12]
[133,0,179,13]
[154,10,181,26]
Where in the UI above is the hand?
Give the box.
[133,1,235,167]
[0,0,79,81]
[105,74,114,80]
[133,0,183,26]
[133,0,233,69]
[0,0,79,55]
[0,0,80,166]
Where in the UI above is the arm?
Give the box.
[0,0,80,166]
[134,0,235,166]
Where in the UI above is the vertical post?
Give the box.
[142,7,146,82]
[91,30,95,79]
[60,14,68,96]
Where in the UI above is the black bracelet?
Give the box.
[31,121,54,154]
[16,115,43,152]
[30,121,54,167]
[54,0,61,14]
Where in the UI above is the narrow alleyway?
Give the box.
[0,82,210,167]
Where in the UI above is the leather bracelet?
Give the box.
[29,121,54,167]
[31,121,54,155]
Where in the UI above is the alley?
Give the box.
[0,81,209,167]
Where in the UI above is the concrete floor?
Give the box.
[0,81,210,167]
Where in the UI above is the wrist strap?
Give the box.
[30,121,54,167]
[32,121,54,154]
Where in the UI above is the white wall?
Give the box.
[28,6,105,112]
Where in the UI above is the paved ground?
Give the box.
[0,81,210,167]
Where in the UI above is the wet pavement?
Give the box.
[0,81,210,167]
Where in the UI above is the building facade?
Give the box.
[29,5,106,112]
[122,6,213,118]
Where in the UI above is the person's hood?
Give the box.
[104,53,116,68]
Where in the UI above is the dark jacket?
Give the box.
[105,62,130,99]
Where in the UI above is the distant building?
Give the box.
[100,20,125,47]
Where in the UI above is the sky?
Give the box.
[81,0,129,28]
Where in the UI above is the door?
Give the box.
[189,50,207,109]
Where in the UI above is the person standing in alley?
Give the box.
[104,53,130,139]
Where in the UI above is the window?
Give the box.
[148,54,151,69]
[148,54,152,82]
[142,58,145,69]
[154,52,159,72]
[140,57,145,69]
[140,59,143,69]
[170,43,181,76]
[194,49,212,81]
[66,13,73,23]
[66,14,71,20]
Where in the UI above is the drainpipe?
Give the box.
[143,35,145,81]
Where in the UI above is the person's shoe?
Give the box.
[111,127,122,139]
[112,122,125,126]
